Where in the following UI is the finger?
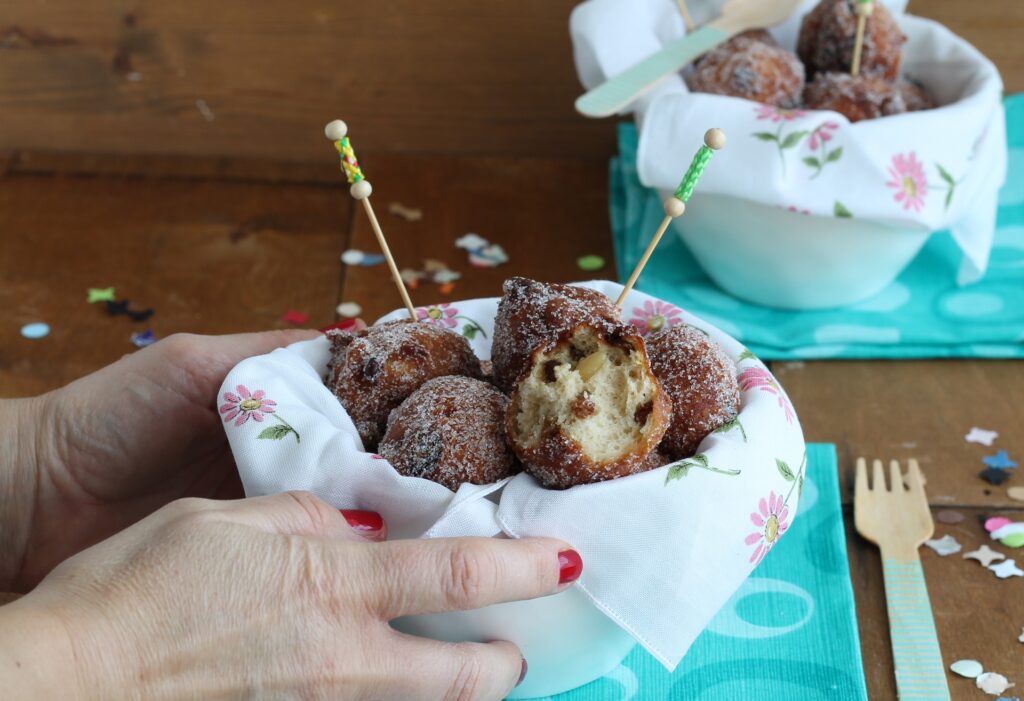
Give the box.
[372,633,525,701]
[363,537,581,619]
[215,492,383,541]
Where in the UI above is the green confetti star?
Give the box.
[87,287,116,303]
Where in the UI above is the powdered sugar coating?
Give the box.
[804,71,906,122]
[647,325,740,460]
[798,0,905,80]
[491,277,622,394]
[325,320,481,449]
[379,376,517,491]
[687,31,805,108]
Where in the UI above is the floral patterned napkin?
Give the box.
[221,281,806,670]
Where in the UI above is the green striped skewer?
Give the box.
[615,128,725,307]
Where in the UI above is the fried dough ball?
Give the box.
[687,30,805,108]
[797,0,905,80]
[804,71,906,122]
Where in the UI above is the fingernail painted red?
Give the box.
[558,549,583,585]
[341,509,384,535]
[517,657,528,686]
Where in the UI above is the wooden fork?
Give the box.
[854,458,950,700]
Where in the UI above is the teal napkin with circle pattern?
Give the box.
[522,443,866,701]
[611,95,1024,360]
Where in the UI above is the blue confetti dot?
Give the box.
[20,322,50,339]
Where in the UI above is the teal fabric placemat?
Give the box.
[530,443,866,701]
[611,95,1024,360]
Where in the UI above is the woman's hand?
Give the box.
[4,330,318,590]
[3,493,580,700]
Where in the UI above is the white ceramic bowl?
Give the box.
[663,191,931,309]
[394,585,636,698]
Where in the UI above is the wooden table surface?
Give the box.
[2,148,1022,698]
[2,0,1024,697]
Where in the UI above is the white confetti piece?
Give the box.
[432,269,461,284]
[455,233,489,250]
[387,202,422,221]
[950,659,984,679]
[469,243,509,268]
[335,302,362,318]
[924,534,962,556]
[976,671,1013,695]
[20,322,49,339]
[195,98,215,122]
[341,250,365,265]
[989,559,1024,579]
[965,427,999,446]
[964,544,1006,568]
[1019,627,1024,643]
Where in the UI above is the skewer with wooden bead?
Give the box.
[324,119,417,320]
[615,128,725,308]
[850,0,873,77]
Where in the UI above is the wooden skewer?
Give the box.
[850,0,873,77]
[675,0,696,32]
[615,128,725,308]
[325,119,417,320]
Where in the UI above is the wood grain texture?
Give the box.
[847,505,1024,700]
[0,0,1018,164]
[0,169,348,397]
[339,152,617,322]
[775,359,1024,509]
[0,0,612,161]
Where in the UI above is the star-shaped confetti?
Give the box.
[87,287,116,303]
[989,559,1024,579]
[984,450,1019,470]
[980,467,1012,485]
[965,427,999,446]
[924,534,962,556]
[105,299,130,315]
[964,544,1006,567]
[281,309,309,325]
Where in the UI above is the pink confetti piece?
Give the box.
[281,309,310,325]
[987,517,1013,533]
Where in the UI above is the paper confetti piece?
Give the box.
[991,523,1024,549]
[20,322,49,339]
[87,287,116,303]
[387,202,423,221]
[924,534,961,556]
[281,309,309,325]
[951,659,984,678]
[439,282,455,295]
[977,672,1014,695]
[964,544,1005,567]
[126,307,154,322]
[1008,487,1024,502]
[455,233,489,250]
[130,329,156,348]
[336,302,362,318]
[989,559,1024,579]
[1019,627,1024,643]
[980,467,1012,485]
[468,244,509,268]
[966,427,999,446]
[987,517,1013,533]
[433,269,461,284]
[105,299,153,322]
[576,254,606,272]
[936,509,964,524]
[340,249,386,267]
[984,451,1019,470]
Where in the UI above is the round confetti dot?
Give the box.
[949,659,983,679]
[341,250,365,265]
[576,254,605,272]
[20,322,50,339]
[1008,486,1024,502]
[336,302,362,318]
[1000,532,1024,548]
[935,509,964,524]
[985,516,1012,533]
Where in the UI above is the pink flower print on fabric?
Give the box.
[885,152,928,213]
[629,299,684,336]
[745,490,791,564]
[808,121,839,151]
[416,304,459,328]
[755,105,807,123]
[220,385,277,427]
[738,366,795,424]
